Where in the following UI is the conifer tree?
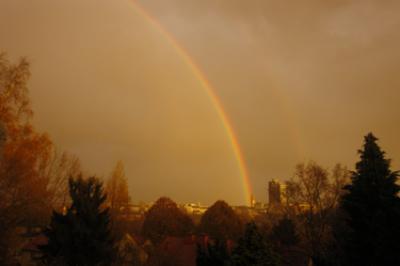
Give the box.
[230,222,279,266]
[341,133,400,266]
[41,175,115,266]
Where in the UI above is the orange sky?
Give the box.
[1,0,399,205]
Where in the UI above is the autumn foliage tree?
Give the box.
[0,53,82,264]
[0,53,55,263]
[141,197,194,244]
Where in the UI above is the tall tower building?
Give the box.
[268,179,281,204]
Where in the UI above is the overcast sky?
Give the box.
[1,0,399,205]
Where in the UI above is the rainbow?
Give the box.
[129,1,253,205]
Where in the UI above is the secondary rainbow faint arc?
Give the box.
[129,1,253,205]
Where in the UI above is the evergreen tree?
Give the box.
[341,133,400,266]
[230,222,279,266]
[40,175,115,266]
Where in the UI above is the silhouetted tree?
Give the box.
[141,197,194,244]
[341,133,400,266]
[105,161,131,241]
[230,221,279,266]
[198,200,243,241]
[270,217,299,247]
[40,175,115,266]
[197,239,230,266]
[106,161,130,216]
[284,162,349,263]
[270,217,309,266]
[46,151,82,212]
